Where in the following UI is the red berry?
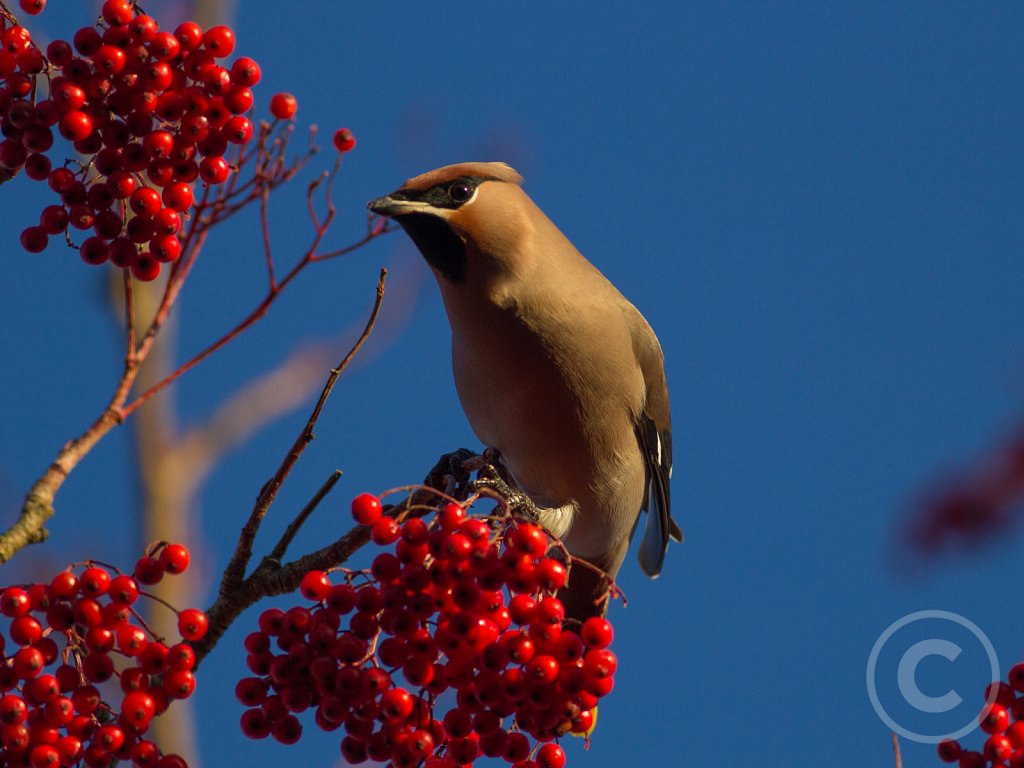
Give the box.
[271,714,302,745]
[177,608,209,641]
[163,668,196,698]
[101,0,133,26]
[133,555,165,584]
[93,45,126,75]
[371,516,400,545]
[536,743,566,768]
[380,688,414,720]
[351,493,383,525]
[79,567,111,596]
[9,615,42,645]
[150,31,180,61]
[49,572,78,600]
[199,156,230,184]
[223,115,252,144]
[986,734,1014,763]
[269,92,297,120]
[130,187,162,216]
[230,56,261,86]
[19,0,45,15]
[981,702,1011,734]
[72,27,102,56]
[299,570,331,602]
[162,182,193,211]
[131,253,161,281]
[129,15,158,42]
[203,25,236,57]
[160,543,191,573]
[19,226,46,253]
[107,575,139,604]
[581,616,614,648]
[121,691,156,727]
[333,128,356,153]
[174,22,204,51]
[39,205,68,235]
[25,153,51,180]
[107,170,137,199]
[58,110,93,142]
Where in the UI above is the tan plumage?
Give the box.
[369,162,681,620]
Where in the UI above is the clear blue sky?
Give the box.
[3,2,1024,767]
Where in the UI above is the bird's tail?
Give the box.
[558,558,614,624]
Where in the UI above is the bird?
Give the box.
[368,161,682,620]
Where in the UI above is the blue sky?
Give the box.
[3,2,1024,766]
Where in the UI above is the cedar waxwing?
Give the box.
[368,162,682,620]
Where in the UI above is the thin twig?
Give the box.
[122,162,367,416]
[122,269,136,362]
[193,523,371,665]
[269,469,343,562]
[259,187,276,291]
[312,220,397,261]
[217,269,387,593]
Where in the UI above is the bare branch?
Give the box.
[217,269,387,593]
[269,470,343,563]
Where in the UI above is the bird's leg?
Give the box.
[469,451,541,523]
[471,473,541,523]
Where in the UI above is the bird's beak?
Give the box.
[367,193,430,218]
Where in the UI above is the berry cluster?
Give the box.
[937,668,1024,767]
[235,494,618,768]
[0,542,207,768]
[0,1,349,281]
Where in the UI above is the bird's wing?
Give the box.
[631,312,682,577]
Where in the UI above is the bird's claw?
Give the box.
[470,473,541,523]
[423,448,479,500]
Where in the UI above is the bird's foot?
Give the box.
[422,448,480,500]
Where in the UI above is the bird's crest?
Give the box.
[401,162,523,192]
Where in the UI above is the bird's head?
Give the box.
[368,162,530,284]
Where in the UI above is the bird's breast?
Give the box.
[440,288,646,557]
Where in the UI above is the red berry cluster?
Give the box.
[235,494,618,768]
[937,669,1024,767]
[0,542,206,768]
[0,0,300,280]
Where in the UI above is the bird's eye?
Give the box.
[448,181,474,203]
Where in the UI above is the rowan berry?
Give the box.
[332,128,356,153]
[223,115,252,144]
[19,0,46,15]
[157,544,189,574]
[981,703,1010,734]
[299,571,331,602]
[161,182,193,211]
[177,609,208,641]
[351,493,383,525]
[203,26,236,58]
[174,22,204,51]
[199,155,230,184]
[101,0,133,26]
[131,254,160,281]
[19,226,47,253]
[269,92,297,120]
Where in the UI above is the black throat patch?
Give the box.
[397,213,466,283]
